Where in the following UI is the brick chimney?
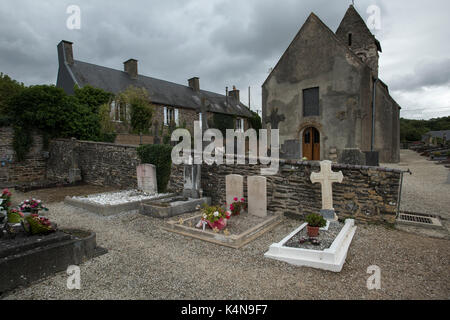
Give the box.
[57,40,74,65]
[228,85,240,102]
[124,59,138,79]
[188,77,200,91]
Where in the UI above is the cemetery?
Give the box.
[0,125,449,299]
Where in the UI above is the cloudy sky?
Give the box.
[0,0,449,119]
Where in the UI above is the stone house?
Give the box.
[56,40,253,143]
[262,5,400,163]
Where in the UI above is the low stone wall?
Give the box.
[0,126,47,185]
[48,139,140,188]
[199,160,401,224]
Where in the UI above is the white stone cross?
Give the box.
[310,160,344,211]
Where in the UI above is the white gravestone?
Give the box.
[137,164,158,194]
[248,176,267,218]
[226,174,244,208]
[310,160,344,221]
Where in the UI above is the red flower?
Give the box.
[233,197,238,201]
[241,198,245,202]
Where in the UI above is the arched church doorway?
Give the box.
[302,127,320,160]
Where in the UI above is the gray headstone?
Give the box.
[226,175,244,207]
[248,176,267,217]
[137,164,158,194]
[338,148,366,165]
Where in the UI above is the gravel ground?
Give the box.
[381,149,450,238]
[1,151,449,300]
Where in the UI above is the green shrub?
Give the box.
[137,144,173,193]
[305,213,327,228]
[248,110,262,137]
[212,113,235,136]
[12,125,33,162]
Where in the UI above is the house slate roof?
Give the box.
[422,130,450,140]
[68,60,253,118]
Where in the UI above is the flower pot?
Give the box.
[307,225,320,238]
[207,218,227,231]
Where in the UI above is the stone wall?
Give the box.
[0,126,47,185]
[199,159,401,224]
[47,139,140,188]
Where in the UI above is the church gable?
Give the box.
[263,13,365,87]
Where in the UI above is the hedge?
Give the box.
[137,144,173,193]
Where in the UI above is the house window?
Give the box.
[164,107,179,126]
[111,100,127,122]
[348,33,352,46]
[236,118,244,132]
[303,87,320,117]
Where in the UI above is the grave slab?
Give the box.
[163,213,282,249]
[264,219,357,272]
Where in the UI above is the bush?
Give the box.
[248,110,262,136]
[305,213,327,228]
[118,86,154,134]
[74,85,113,113]
[137,144,173,193]
[212,113,235,136]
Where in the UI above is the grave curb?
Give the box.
[162,214,283,249]
[0,231,101,294]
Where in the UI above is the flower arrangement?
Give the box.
[230,197,246,216]
[200,204,230,231]
[19,198,48,213]
[23,213,55,235]
[1,189,12,212]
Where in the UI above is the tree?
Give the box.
[118,86,154,138]
[74,85,113,113]
[0,73,24,125]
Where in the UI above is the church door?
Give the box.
[302,127,320,160]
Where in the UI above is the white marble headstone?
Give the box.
[248,176,267,218]
[226,174,244,208]
[137,164,158,194]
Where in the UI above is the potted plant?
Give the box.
[201,205,229,231]
[22,213,56,235]
[305,213,327,238]
[229,197,246,216]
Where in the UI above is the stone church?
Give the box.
[262,5,400,163]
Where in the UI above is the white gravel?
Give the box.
[71,190,170,205]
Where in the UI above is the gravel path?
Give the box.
[2,201,449,300]
[381,149,450,238]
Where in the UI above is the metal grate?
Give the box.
[399,214,432,224]
[397,212,443,228]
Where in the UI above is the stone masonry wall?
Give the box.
[0,126,47,185]
[47,139,140,188]
[199,159,401,224]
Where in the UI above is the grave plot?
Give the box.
[65,190,173,216]
[140,164,210,219]
[264,161,357,272]
[163,174,282,249]
[1,189,104,294]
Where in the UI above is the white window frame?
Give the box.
[236,118,244,132]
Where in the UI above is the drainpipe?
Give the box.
[371,78,379,151]
[396,168,412,218]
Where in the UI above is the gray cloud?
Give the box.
[0,0,449,119]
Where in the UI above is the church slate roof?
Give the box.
[61,58,253,118]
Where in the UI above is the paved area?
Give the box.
[382,149,450,238]
[1,184,449,300]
